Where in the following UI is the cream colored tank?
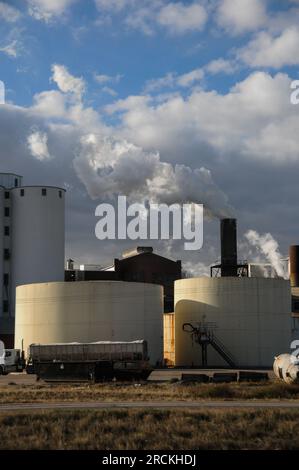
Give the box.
[174,277,292,368]
[15,281,163,365]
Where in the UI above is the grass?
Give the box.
[0,380,299,403]
[0,408,299,450]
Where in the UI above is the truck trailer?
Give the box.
[26,340,152,382]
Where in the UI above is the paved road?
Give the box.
[0,400,298,412]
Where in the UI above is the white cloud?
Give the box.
[237,27,299,68]
[95,0,132,12]
[102,86,118,97]
[157,1,207,34]
[216,0,267,35]
[32,90,66,117]
[205,58,237,75]
[0,40,19,58]
[27,0,77,21]
[27,130,51,161]
[94,73,123,84]
[0,2,21,22]
[107,71,299,163]
[145,68,204,92]
[177,68,204,87]
[51,64,85,98]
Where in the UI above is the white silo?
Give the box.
[10,186,65,315]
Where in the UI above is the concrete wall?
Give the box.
[174,277,292,368]
[15,281,164,365]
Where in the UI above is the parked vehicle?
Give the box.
[26,340,152,382]
[0,349,25,375]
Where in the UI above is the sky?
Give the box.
[0,0,299,274]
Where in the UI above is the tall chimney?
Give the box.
[221,218,238,277]
[290,245,299,287]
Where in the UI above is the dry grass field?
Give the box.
[0,408,298,450]
[0,381,299,404]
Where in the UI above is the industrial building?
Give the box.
[15,281,163,366]
[65,246,182,313]
[0,173,65,348]
[1,170,298,370]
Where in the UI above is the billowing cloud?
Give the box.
[27,129,52,161]
[107,71,298,164]
[51,64,85,98]
[216,0,267,35]
[237,27,299,68]
[157,1,207,34]
[74,134,234,218]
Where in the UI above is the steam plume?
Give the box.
[245,230,287,279]
[74,134,234,219]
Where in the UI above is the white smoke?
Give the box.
[245,230,287,279]
[74,134,234,219]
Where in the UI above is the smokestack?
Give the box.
[290,246,299,287]
[221,218,238,277]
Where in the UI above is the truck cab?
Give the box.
[0,349,25,375]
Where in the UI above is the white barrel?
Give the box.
[10,186,65,315]
[273,354,299,384]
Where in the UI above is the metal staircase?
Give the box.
[182,323,237,368]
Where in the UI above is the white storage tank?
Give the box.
[10,186,65,314]
[174,277,292,368]
[15,281,164,366]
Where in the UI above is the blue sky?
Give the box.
[1,0,299,274]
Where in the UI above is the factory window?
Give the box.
[4,207,9,217]
[3,273,9,286]
[3,300,8,313]
[4,226,10,236]
[4,191,9,199]
[42,188,47,196]
[293,300,299,312]
[20,189,25,197]
[14,178,18,187]
[4,249,10,260]
[59,190,62,198]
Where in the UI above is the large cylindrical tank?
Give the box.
[174,277,292,368]
[273,354,299,384]
[15,281,164,366]
[10,186,65,314]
